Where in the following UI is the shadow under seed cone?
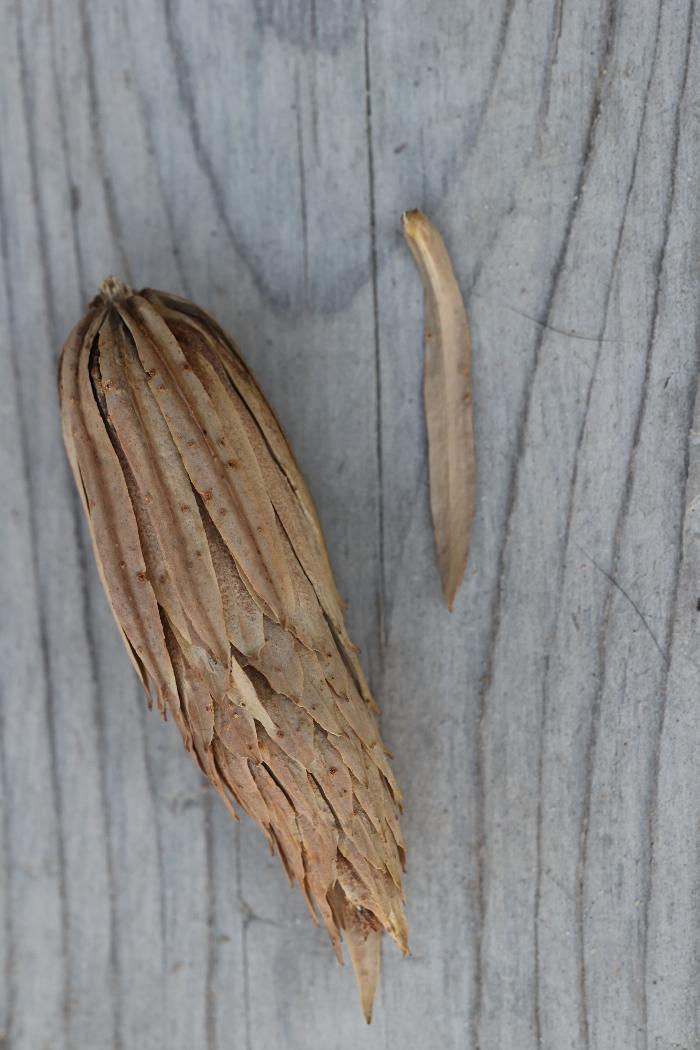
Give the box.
[58,279,408,1021]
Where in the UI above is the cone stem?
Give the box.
[98,276,133,304]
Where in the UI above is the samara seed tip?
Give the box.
[98,275,133,304]
[401,208,425,234]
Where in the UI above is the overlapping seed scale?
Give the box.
[59,286,408,1023]
[117,296,293,627]
[296,812,342,959]
[200,509,265,658]
[168,319,343,621]
[97,315,230,670]
[59,306,181,720]
[153,298,379,727]
[212,745,271,834]
[145,291,376,705]
[328,882,382,1023]
[142,289,328,549]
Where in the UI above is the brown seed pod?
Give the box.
[58,278,408,1022]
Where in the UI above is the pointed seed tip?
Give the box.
[401,207,426,235]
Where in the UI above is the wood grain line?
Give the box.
[474,6,619,1044]
[138,695,169,961]
[235,825,253,1050]
[1,33,71,1041]
[47,0,87,300]
[294,66,311,305]
[637,6,698,1042]
[0,702,10,1049]
[118,0,191,296]
[362,0,386,659]
[205,796,217,1050]
[531,5,666,1028]
[576,6,695,1038]
[78,0,132,281]
[161,0,245,292]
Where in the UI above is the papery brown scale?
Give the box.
[119,298,291,625]
[98,314,229,667]
[149,293,374,697]
[58,279,408,1023]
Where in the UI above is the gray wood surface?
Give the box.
[2,1,700,1047]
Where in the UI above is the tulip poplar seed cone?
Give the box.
[58,278,408,1022]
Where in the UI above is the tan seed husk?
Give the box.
[402,209,476,611]
[58,277,408,1022]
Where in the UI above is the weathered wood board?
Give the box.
[2,1,700,1047]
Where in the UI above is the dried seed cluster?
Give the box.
[59,279,407,1021]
